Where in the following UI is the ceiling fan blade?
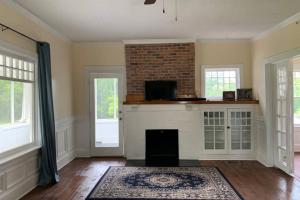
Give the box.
[144,0,156,5]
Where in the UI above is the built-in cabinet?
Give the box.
[124,104,257,160]
[202,108,254,154]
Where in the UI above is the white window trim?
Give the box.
[0,40,40,162]
[200,64,243,99]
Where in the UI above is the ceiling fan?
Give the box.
[144,0,156,5]
[144,0,178,21]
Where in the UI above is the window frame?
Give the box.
[0,41,40,161]
[201,65,242,100]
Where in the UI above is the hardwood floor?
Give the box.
[22,158,300,200]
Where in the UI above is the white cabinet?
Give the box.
[203,109,227,154]
[228,109,253,153]
[124,104,257,160]
[202,108,254,155]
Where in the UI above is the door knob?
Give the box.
[119,117,123,120]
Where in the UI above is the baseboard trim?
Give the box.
[256,153,272,167]
[198,154,256,160]
[75,148,90,158]
[294,144,300,152]
[57,150,76,170]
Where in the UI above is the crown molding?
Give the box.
[253,11,300,41]
[3,0,71,42]
[123,39,196,44]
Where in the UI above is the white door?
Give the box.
[89,73,124,156]
[274,59,294,174]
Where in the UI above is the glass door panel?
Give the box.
[89,73,123,156]
[274,60,293,174]
[203,110,226,152]
[229,110,252,152]
[94,78,119,147]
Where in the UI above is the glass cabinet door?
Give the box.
[229,109,252,152]
[203,110,226,152]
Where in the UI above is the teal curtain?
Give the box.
[37,42,59,186]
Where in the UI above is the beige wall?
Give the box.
[252,22,300,115]
[252,22,300,101]
[0,2,73,120]
[195,40,252,96]
[252,22,300,165]
[72,41,252,115]
[72,42,125,116]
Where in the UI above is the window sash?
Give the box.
[0,52,35,83]
[204,68,240,99]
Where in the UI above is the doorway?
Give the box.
[89,72,124,156]
[267,54,300,176]
[293,57,300,179]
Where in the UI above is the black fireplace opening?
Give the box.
[145,129,179,166]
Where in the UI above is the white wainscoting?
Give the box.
[56,117,76,169]
[0,117,75,200]
[74,116,91,157]
[256,116,270,167]
[294,126,300,152]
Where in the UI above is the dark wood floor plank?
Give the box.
[22,158,300,200]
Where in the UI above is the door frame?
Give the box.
[264,48,300,174]
[85,66,126,157]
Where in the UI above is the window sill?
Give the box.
[0,145,41,166]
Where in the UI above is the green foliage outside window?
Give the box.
[0,80,24,125]
[96,78,118,119]
[0,80,11,124]
[205,77,236,98]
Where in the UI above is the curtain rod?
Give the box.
[0,23,38,43]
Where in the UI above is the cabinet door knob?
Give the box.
[227,126,230,129]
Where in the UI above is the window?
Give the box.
[95,78,118,120]
[203,67,240,99]
[294,71,300,124]
[0,51,35,154]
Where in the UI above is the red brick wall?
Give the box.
[125,43,195,96]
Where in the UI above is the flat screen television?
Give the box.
[145,80,177,100]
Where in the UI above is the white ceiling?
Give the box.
[13,0,300,42]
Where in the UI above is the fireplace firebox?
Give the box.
[145,129,179,166]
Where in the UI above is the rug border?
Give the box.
[86,166,112,200]
[215,167,245,200]
[85,166,244,200]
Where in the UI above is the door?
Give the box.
[274,59,294,174]
[228,108,253,154]
[202,109,227,154]
[89,73,124,156]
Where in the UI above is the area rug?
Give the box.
[86,167,243,200]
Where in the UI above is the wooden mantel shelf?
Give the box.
[123,99,259,105]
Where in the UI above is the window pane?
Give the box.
[14,82,24,122]
[0,80,11,125]
[96,78,118,119]
[205,68,238,98]
[0,81,33,153]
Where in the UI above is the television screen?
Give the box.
[145,80,177,100]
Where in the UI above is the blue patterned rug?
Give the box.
[86,167,243,200]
